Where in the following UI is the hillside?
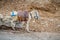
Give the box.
[0,0,60,32]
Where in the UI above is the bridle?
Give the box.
[30,12,38,20]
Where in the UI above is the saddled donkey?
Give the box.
[17,10,40,32]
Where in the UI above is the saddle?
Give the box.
[17,16,28,22]
[17,11,28,22]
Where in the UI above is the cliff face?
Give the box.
[0,0,60,32]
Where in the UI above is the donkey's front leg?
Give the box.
[26,20,30,32]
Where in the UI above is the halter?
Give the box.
[30,11,38,20]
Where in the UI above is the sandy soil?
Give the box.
[0,30,60,40]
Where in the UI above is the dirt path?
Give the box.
[0,30,60,40]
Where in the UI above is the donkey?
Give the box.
[10,10,40,32]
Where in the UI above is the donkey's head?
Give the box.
[30,10,40,19]
[30,10,40,22]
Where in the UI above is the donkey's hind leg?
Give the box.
[12,27,15,30]
[11,21,16,30]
